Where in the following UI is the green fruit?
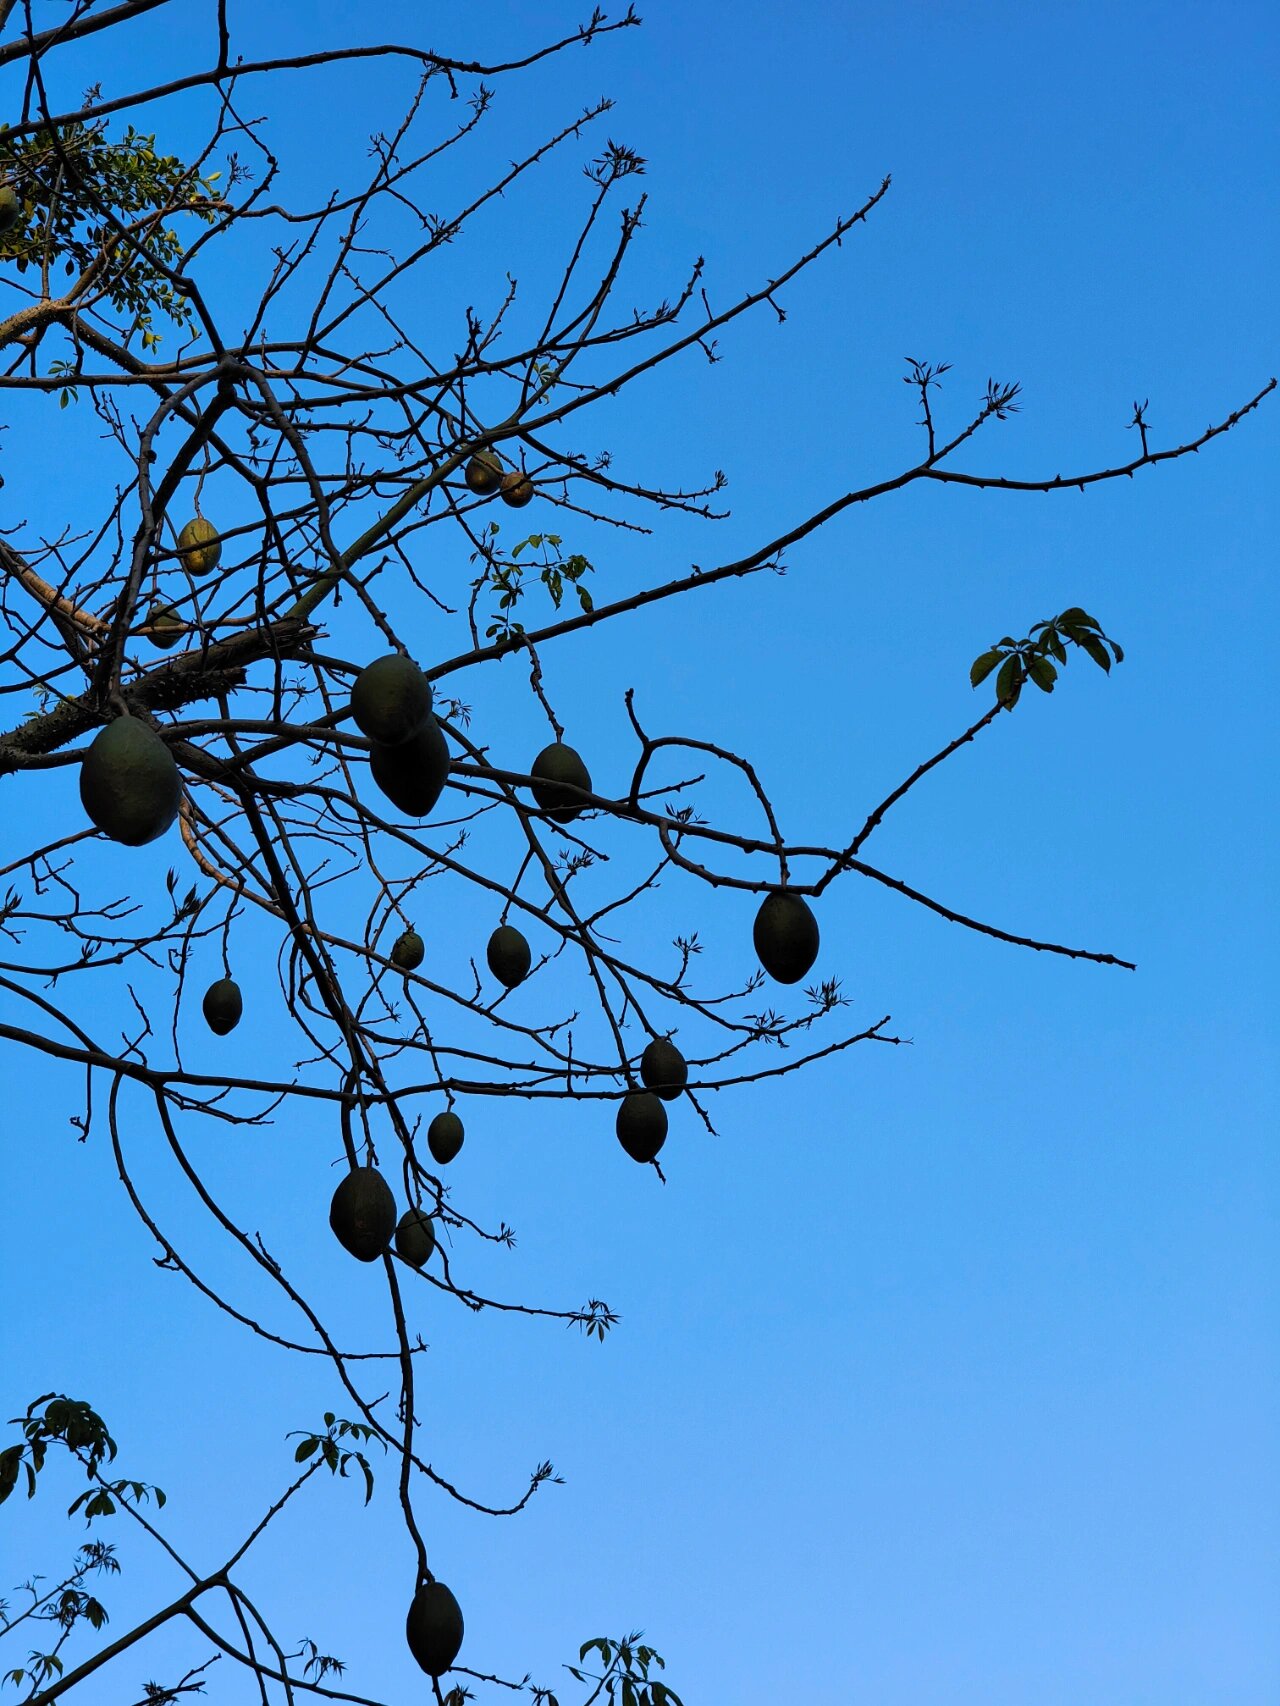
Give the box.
[146,601,186,650]
[639,1037,687,1102]
[395,1207,437,1268]
[351,654,432,746]
[752,889,820,985]
[328,1165,396,1262]
[616,1090,668,1164]
[406,1580,464,1678]
[202,977,242,1035]
[529,740,592,823]
[177,516,221,576]
[499,470,534,508]
[427,1111,464,1166]
[391,929,424,971]
[79,717,181,846]
[486,924,531,989]
[0,185,22,235]
[464,450,503,495]
[369,716,449,816]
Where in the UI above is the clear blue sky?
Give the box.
[3,3,1277,1704]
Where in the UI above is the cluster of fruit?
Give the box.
[80,632,821,1166]
[463,447,534,508]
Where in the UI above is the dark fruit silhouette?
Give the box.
[406,1580,464,1677]
[486,924,531,989]
[177,516,221,576]
[146,601,186,649]
[753,889,820,985]
[464,450,503,495]
[391,929,424,971]
[79,717,181,846]
[529,741,592,823]
[639,1037,687,1102]
[0,185,22,235]
[616,1090,668,1163]
[395,1207,437,1268]
[351,654,432,746]
[202,978,242,1035]
[369,716,449,816]
[427,1110,464,1166]
[499,470,534,508]
[328,1166,396,1262]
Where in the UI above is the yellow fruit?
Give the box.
[464,450,503,494]
[499,471,534,509]
[177,516,222,576]
[0,185,22,236]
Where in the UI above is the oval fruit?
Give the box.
[405,1579,464,1678]
[464,450,503,495]
[486,924,531,989]
[146,601,186,650]
[369,716,450,816]
[391,929,424,971]
[177,516,221,576]
[395,1207,437,1268]
[0,184,22,235]
[351,654,432,747]
[529,741,592,823]
[499,470,534,508]
[427,1110,464,1166]
[328,1165,396,1262]
[616,1090,668,1163]
[752,889,820,985]
[79,717,181,846]
[639,1037,687,1102]
[202,977,242,1035]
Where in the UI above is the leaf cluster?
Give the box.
[564,1635,684,1706]
[475,529,595,641]
[1,1395,117,1504]
[0,120,222,346]
[970,607,1124,708]
[287,1413,383,1505]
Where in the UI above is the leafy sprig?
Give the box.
[970,607,1123,708]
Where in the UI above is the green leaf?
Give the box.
[0,1445,21,1505]
[295,1437,319,1462]
[969,649,1003,688]
[995,655,1022,706]
[1079,635,1111,672]
[1111,641,1125,664]
[1026,655,1058,692]
[1058,606,1100,630]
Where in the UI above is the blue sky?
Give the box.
[2,3,1277,1704]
